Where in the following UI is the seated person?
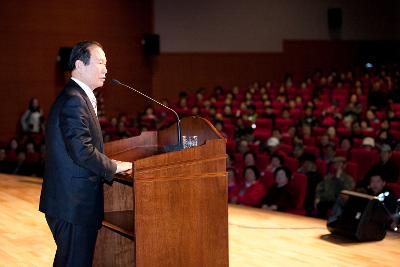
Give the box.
[290,143,304,159]
[0,148,11,173]
[298,153,323,216]
[361,144,399,186]
[231,166,266,207]
[6,138,19,163]
[227,168,241,204]
[315,157,355,218]
[226,154,234,169]
[9,151,30,176]
[261,166,295,211]
[24,142,41,176]
[361,136,375,151]
[320,142,336,163]
[243,151,257,167]
[237,139,250,154]
[259,136,280,154]
[356,174,398,230]
[264,153,284,174]
[363,174,397,215]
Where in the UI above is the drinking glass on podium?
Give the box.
[182,135,198,148]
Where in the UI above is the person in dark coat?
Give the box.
[298,153,323,216]
[362,144,399,187]
[261,166,295,211]
[39,41,131,267]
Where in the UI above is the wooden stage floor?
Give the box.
[0,173,399,267]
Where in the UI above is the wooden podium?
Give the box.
[93,117,228,267]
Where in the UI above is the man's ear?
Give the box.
[75,60,84,71]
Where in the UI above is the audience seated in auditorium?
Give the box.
[261,166,295,211]
[315,157,354,218]
[4,64,400,222]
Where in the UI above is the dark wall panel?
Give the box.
[0,0,153,142]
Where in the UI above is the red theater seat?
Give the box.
[345,161,359,186]
[303,136,316,145]
[253,128,271,142]
[350,149,379,182]
[390,130,400,141]
[390,103,400,111]
[313,127,326,137]
[390,121,400,131]
[287,172,308,215]
[259,171,274,193]
[316,159,328,176]
[275,118,294,131]
[303,145,319,158]
[337,128,351,138]
[256,154,270,172]
[386,183,400,198]
[276,144,292,156]
[335,148,349,159]
[255,118,273,129]
[284,156,299,173]
[391,151,400,165]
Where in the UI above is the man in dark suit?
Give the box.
[39,41,131,266]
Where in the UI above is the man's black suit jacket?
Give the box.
[39,79,117,228]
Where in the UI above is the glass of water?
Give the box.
[182,135,198,148]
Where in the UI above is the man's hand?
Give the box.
[112,160,132,174]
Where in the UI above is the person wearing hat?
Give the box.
[298,153,323,216]
[259,136,280,155]
[361,136,375,150]
[361,144,399,187]
[315,156,355,218]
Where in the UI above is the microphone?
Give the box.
[111,79,183,151]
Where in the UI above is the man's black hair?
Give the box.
[243,151,257,161]
[243,165,260,179]
[274,166,292,180]
[68,41,103,71]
